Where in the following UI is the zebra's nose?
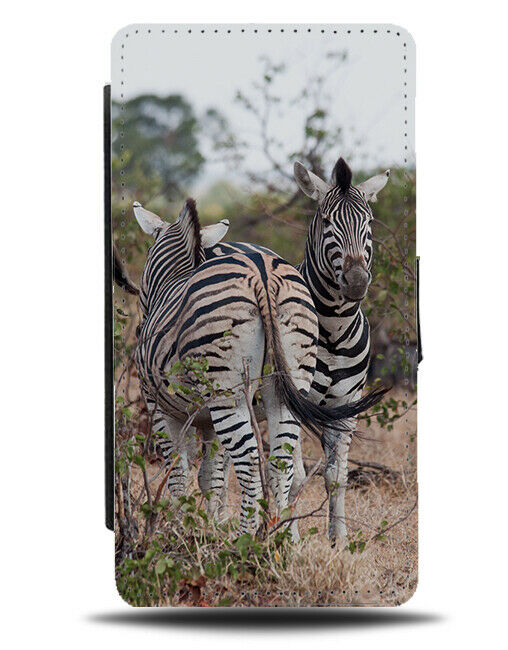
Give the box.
[340,264,371,301]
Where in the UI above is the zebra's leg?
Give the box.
[198,427,232,521]
[261,379,301,541]
[151,409,191,498]
[323,417,356,545]
[209,404,262,535]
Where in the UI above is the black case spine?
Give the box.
[104,85,114,531]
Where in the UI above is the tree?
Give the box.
[112,94,204,202]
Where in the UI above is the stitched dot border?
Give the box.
[114,24,416,607]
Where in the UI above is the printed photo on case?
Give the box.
[109,24,417,607]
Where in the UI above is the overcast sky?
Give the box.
[112,25,415,189]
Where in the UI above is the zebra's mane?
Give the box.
[180,197,203,268]
[331,157,353,193]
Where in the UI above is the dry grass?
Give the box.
[223,389,417,606]
[121,388,417,607]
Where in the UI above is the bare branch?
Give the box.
[373,218,416,281]
[368,497,418,542]
[241,359,270,517]
[269,497,328,535]
[289,457,323,509]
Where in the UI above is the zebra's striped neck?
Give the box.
[298,213,362,350]
[140,217,205,317]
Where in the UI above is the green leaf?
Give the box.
[133,454,145,471]
[263,363,274,376]
[155,558,166,575]
[280,507,292,520]
[169,361,184,375]
[235,533,252,549]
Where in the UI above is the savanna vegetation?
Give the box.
[112,52,417,606]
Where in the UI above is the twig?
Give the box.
[115,351,136,394]
[241,359,270,515]
[348,457,398,471]
[368,497,418,542]
[141,463,153,534]
[154,453,181,504]
[301,456,402,491]
[373,218,416,281]
[289,457,323,509]
[257,197,307,232]
[269,497,328,535]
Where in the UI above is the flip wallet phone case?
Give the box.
[106,23,418,607]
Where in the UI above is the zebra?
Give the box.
[131,196,385,538]
[204,157,390,543]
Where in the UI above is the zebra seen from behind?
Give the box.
[205,157,391,543]
[132,197,386,538]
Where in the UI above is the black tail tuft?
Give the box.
[276,370,389,440]
[113,243,139,295]
[254,250,387,440]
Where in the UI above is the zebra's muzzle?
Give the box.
[339,264,371,301]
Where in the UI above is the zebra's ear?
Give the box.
[200,219,230,248]
[133,202,165,235]
[357,170,390,203]
[294,162,330,203]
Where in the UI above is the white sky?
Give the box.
[112,24,415,189]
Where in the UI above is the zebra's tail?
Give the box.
[113,243,140,295]
[256,279,389,440]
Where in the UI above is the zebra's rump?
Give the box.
[136,250,320,423]
[204,241,373,405]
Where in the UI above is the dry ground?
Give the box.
[124,388,417,607]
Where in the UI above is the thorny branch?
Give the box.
[368,497,418,542]
[241,359,271,519]
[373,218,416,282]
[289,457,323,509]
[269,497,329,535]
